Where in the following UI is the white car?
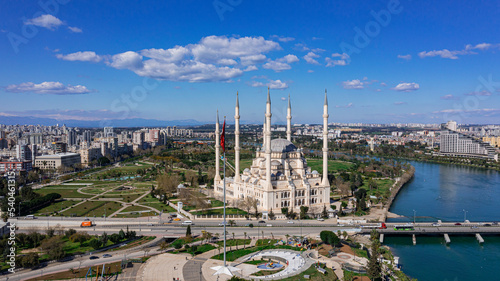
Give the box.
[181,220,193,225]
[287,220,294,224]
[432,223,441,227]
[317,218,325,221]
[218,221,229,226]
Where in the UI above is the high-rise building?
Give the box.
[104,127,114,137]
[440,128,498,161]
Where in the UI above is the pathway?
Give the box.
[108,190,159,218]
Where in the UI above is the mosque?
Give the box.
[213,89,330,218]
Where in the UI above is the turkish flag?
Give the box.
[220,119,226,152]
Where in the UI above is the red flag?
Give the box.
[220,119,226,152]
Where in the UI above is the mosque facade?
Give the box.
[214,89,330,217]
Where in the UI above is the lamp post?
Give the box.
[413,209,416,224]
[463,209,468,222]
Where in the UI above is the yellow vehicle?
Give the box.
[173,218,181,221]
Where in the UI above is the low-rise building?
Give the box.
[34,152,81,169]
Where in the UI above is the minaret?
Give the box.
[286,94,292,142]
[262,117,266,149]
[234,92,240,183]
[322,90,329,186]
[215,110,221,182]
[265,87,272,189]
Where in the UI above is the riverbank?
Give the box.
[380,165,415,221]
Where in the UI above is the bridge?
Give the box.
[358,222,500,245]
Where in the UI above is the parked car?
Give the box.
[89,256,99,260]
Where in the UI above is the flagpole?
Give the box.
[223,116,227,267]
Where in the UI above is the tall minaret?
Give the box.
[234,92,240,183]
[322,90,329,186]
[262,117,266,149]
[215,110,221,182]
[265,87,272,189]
[286,94,292,142]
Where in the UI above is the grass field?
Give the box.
[363,178,394,198]
[215,239,251,247]
[33,200,80,216]
[306,159,354,174]
[60,200,108,217]
[35,188,93,198]
[138,196,176,212]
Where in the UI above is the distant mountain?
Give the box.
[0,116,205,127]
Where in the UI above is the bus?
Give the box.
[394,225,415,231]
[361,223,387,229]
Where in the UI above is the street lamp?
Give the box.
[463,209,468,222]
[413,210,416,224]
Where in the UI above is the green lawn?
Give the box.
[353,248,368,259]
[280,265,338,281]
[33,200,80,216]
[306,159,354,174]
[35,188,93,198]
[215,239,251,247]
[212,244,304,262]
[60,200,108,217]
[138,197,176,212]
[363,179,395,198]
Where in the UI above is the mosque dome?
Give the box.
[270,139,297,153]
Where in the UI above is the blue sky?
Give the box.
[1,0,499,125]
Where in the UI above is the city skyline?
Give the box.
[1,0,500,126]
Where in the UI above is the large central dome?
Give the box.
[270,139,297,153]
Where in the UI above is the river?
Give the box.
[386,161,500,281]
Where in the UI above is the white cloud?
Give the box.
[419,43,500,59]
[392,82,420,92]
[394,101,407,105]
[68,26,82,33]
[263,61,292,72]
[24,14,63,30]
[336,103,353,108]
[398,54,411,60]
[307,70,314,73]
[56,51,103,62]
[303,52,320,64]
[243,65,258,72]
[326,53,350,67]
[380,82,387,87]
[60,36,283,83]
[251,79,289,90]
[5,82,92,95]
[270,35,295,42]
[441,94,456,100]
[263,54,299,72]
[342,79,364,89]
[267,79,289,89]
[280,54,299,63]
[432,108,500,116]
[294,43,310,52]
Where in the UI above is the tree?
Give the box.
[367,241,382,281]
[19,252,40,268]
[41,236,65,260]
[157,174,180,198]
[281,207,289,219]
[89,239,103,250]
[268,208,275,220]
[186,225,192,237]
[321,205,328,219]
[299,206,309,220]
[239,197,257,216]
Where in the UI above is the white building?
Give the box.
[34,152,81,169]
[214,90,331,216]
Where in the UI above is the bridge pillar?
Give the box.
[380,234,384,244]
[444,233,451,244]
[412,234,416,245]
[476,233,484,244]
